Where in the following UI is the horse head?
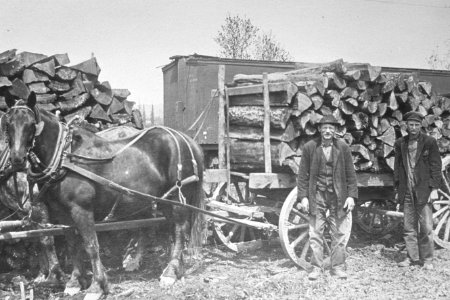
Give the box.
[2,92,44,171]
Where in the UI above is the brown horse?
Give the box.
[0,124,65,285]
[2,93,205,297]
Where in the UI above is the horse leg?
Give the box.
[123,228,148,271]
[70,206,109,296]
[64,232,88,296]
[160,207,189,286]
[30,201,65,286]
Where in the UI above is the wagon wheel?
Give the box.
[433,155,450,249]
[209,178,262,252]
[354,199,401,236]
[279,188,332,270]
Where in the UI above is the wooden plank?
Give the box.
[263,73,272,173]
[356,173,394,187]
[204,169,228,183]
[227,81,298,106]
[218,65,226,169]
[0,217,166,241]
[249,173,296,189]
[208,215,277,230]
[206,200,265,219]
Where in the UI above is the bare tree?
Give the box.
[253,31,293,62]
[215,14,292,62]
[427,39,450,70]
[214,14,259,59]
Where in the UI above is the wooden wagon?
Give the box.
[202,65,450,269]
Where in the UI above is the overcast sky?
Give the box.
[1,0,449,117]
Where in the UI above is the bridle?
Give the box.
[3,103,42,160]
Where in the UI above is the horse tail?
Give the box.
[187,138,206,257]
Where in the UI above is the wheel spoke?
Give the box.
[433,206,449,218]
[287,223,309,231]
[444,214,450,242]
[292,208,309,221]
[233,182,244,203]
[435,211,450,235]
[290,230,308,249]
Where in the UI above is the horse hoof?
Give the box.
[64,286,81,296]
[159,276,176,287]
[84,292,103,300]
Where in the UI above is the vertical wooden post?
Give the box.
[218,65,226,169]
[263,73,272,173]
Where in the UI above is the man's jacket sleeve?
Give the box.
[428,138,443,190]
[393,140,401,192]
[344,144,358,200]
[297,146,310,200]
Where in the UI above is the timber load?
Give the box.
[226,59,450,173]
[0,49,143,131]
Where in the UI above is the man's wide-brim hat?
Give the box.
[318,115,340,126]
[404,111,423,123]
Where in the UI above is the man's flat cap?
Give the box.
[404,111,423,123]
[318,115,340,126]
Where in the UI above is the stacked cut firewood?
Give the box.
[226,59,450,173]
[0,49,143,130]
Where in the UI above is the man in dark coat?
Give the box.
[297,115,358,280]
[394,111,443,270]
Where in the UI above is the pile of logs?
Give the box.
[226,59,450,173]
[0,49,143,130]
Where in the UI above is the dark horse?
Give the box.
[2,93,205,297]
[0,121,64,285]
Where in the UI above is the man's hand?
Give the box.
[298,197,309,214]
[343,197,355,212]
[428,189,439,203]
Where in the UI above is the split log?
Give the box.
[9,78,30,99]
[57,93,90,112]
[107,97,125,115]
[377,126,395,147]
[339,100,354,115]
[311,94,324,110]
[419,81,432,96]
[326,72,346,89]
[70,57,101,76]
[387,91,398,111]
[32,59,55,77]
[228,106,292,129]
[0,76,12,88]
[352,112,369,130]
[22,69,49,84]
[292,92,312,115]
[327,90,341,107]
[28,82,49,94]
[229,139,289,171]
[90,104,111,123]
[90,88,113,106]
[340,87,359,99]
[113,89,131,99]
[48,79,71,92]
[36,93,57,104]
[63,106,93,123]
[351,144,370,160]
[55,67,78,81]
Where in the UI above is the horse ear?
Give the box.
[35,121,44,136]
[27,92,37,108]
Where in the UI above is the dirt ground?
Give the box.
[1,224,450,300]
